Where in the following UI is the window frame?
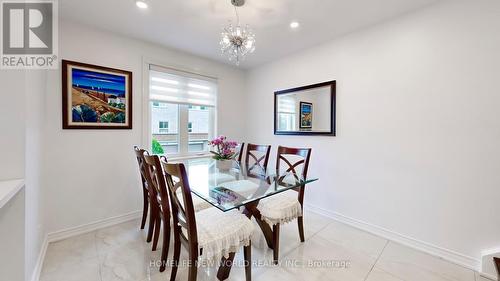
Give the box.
[143,60,218,158]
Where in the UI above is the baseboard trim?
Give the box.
[47,210,142,243]
[30,234,48,281]
[305,204,480,271]
[479,272,498,281]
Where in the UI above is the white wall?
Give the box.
[43,21,247,233]
[245,0,500,267]
[0,70,28,280]
[0,68,47,280]
[0,71,25,181]
[0,188,25,281]
[25,71,48,281]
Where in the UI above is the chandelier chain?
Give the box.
[234,6,239,25]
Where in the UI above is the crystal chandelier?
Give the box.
[220,0,255,66]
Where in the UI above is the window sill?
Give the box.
[168,154,212,161]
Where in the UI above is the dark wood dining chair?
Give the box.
[244,143,271,173]
[495,257,500,279]
[162,161,253,281]
[257,146,312,264]
[236,142,245,163]
[133,146,156,242]
[142,155,171,272]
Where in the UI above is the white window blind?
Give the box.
[279,96,296,113]
[149,65,217,107]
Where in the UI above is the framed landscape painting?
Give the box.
[62,60,132,129]
[299,101,313,129]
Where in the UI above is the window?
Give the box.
[149,65,216,156]
[188,106,212,152]
[151,103,179,153]
[159,121,169,133]
[159,121,168,129]
[277,96,296,131]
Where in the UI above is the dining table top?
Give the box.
[175,157,318,212]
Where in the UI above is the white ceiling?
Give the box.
[60,0,439,69]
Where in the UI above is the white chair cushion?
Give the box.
[258,190,302,226]
[192,196,212,212]
[176,190,212,212]
[218,180,259,197]
[195,208,254,261]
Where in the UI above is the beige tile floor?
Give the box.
[40,211,493,281]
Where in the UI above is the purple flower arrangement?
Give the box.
[209,136,238,160]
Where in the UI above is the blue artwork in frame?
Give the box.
[62,60,133,129]
[299,102,313,129]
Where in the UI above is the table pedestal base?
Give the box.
[216,201,274,280]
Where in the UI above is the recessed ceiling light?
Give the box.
[290,21,300,29]
[136,0,148,9]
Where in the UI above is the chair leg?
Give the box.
[272,223,280,265]
[494,257,500,279]
[297,216,305,242]
[159,217,170,272]
[146,205,156,243]
[187,247,198,281]
[244,242,252,281]
[141,190,148,229]
[170,228,181,281]
[152,216,161,251]
[217,252,235,280]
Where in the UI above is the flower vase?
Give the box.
[216,159,233,171]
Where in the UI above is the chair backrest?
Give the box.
[142,155,169,212]
[162,161,198,245]
[236,142,245,163]
[134,146,149,190]
[276,146,312,205]
[245,143,271,173]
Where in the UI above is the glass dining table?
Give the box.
[177,157,318,212]
[174,157,318,279]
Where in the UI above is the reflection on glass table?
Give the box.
[176,157,318,212]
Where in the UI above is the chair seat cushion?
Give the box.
[176,190,212,212]
[195,208,254,260]
[192,196,212,212]
[258,190,302,226]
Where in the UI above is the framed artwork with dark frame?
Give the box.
[299,102,313,129]
[62,60,133,129]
